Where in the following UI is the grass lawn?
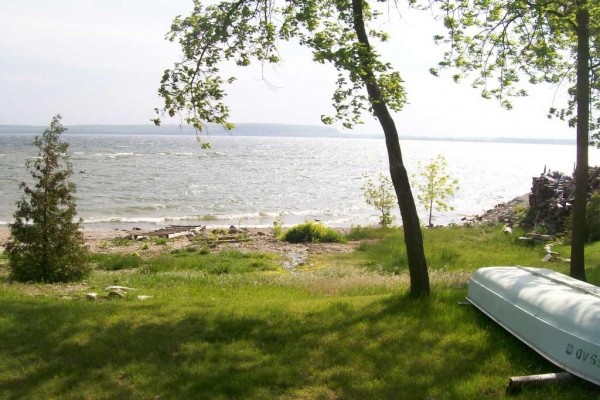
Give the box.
[0,225,599,399]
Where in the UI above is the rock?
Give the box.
[256,231,266,236]
[107,290,125,299]
[541,254,554,262]
[133,227,142,231]
[471,194,529,225]
[104,285,135,292]
[86,292,98,301]
[503,226,513,234]
[137,295,153,301]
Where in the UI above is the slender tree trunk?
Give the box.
[571,2,589,282]
[429,199,434,228]
[351,0,430,297]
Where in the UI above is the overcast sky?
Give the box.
[0,0,578,139]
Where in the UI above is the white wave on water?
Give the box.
[83,216,168,225]
[158,152,194,157]
[2,134,599,230]
[109,152,137,159]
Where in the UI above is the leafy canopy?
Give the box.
[429,0,600,140]
[157,0,432,297]
[155,0,407,131]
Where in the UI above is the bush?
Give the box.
[282,222,345,243]
[587,191,600,242]
[273,214,284,238]
[361,173,396,228]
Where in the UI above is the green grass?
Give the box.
[110,237,134,247]
[554,240,600,282]
[145,249,282,275]
[91,253,142,271]
[343,225,565,275]
[0,225,599,399]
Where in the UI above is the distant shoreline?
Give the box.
[0,123,575,145]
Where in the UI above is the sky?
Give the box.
[0,0,577,139]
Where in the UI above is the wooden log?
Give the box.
[506,372,574,394]
[525,233,553,241]
[518,237,534,246]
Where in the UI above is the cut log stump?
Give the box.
[506,372,574,394]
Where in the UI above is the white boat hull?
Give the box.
[467,266,600,385]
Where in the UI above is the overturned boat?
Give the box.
[467,266,600,385]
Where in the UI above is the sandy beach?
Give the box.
[0,225,358,270]
[0,193,522,258]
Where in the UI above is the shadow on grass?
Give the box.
[0,291,598,400]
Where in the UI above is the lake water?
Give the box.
[1,134,597,229]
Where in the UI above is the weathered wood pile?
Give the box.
[521,167,600,234]
[126,225,206,240]
[126,224,254,244]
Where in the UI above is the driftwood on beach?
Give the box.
[127,225,206,240]
[126,224,255,243]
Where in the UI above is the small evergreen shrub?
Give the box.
[282,222,345,243]
[6,115,89,282]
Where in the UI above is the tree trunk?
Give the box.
[429,199,434,228]
[351,0,430,297]
[571,1,589,282]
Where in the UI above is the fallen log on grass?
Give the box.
[506,372,574,394]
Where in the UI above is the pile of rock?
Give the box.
[521,167,600,234]
[465,194,529,225]
[465,166,600,232]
